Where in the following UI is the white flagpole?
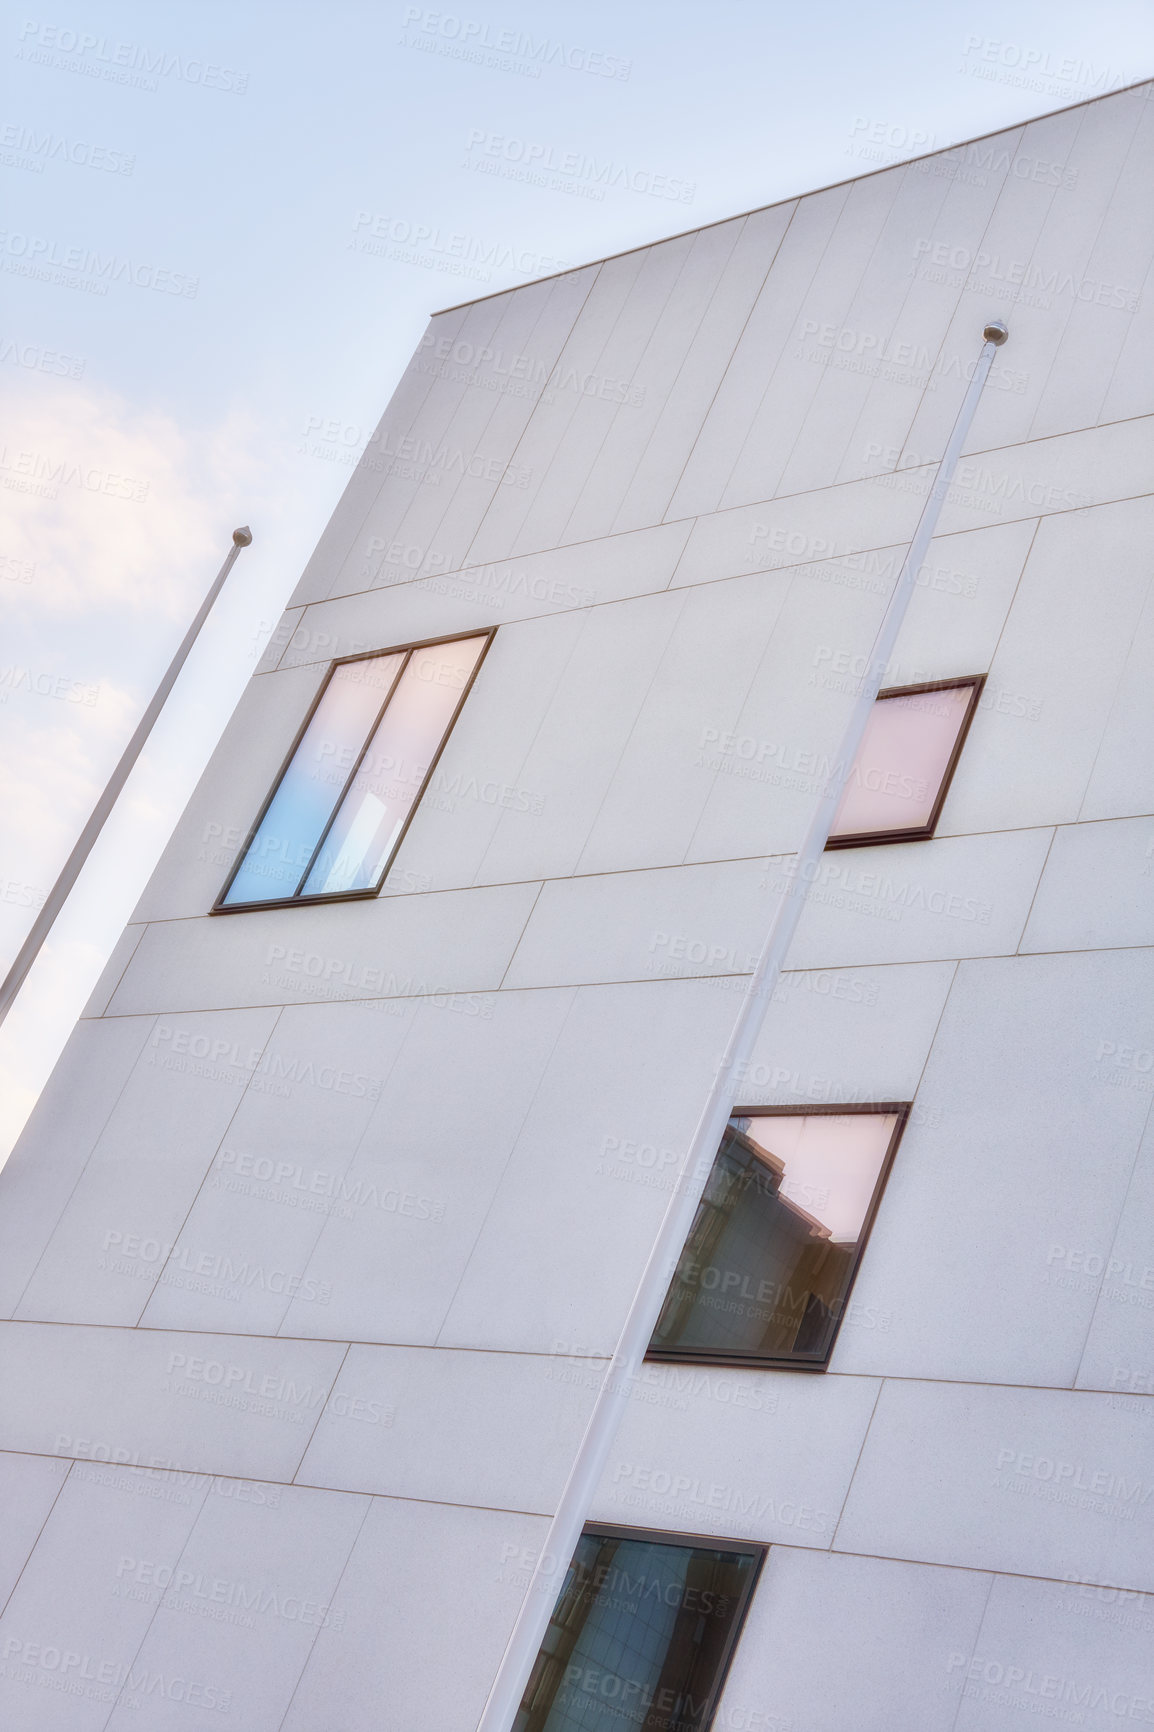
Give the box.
[475,321,1008,1731]
[0,527,253,1027]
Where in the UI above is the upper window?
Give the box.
[826,676,982,849]
[648,1105,907,1371]
[516,1523,763,1732]
[218,632,491,909]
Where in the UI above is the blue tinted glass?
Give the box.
[222,655,403,905]
[301,636,486,896]
[516,1531,758,1731]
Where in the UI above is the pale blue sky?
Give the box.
[2,0,1153,1153]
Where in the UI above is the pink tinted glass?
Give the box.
[302,636,487,894]
[746,1111,897,1242]
[829,682,974,839]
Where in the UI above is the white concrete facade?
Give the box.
[3,81,1154,1730]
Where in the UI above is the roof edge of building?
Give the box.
[430,74,1154,317]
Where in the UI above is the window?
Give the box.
[648,1106,908,1371]
[217,632,492,909]
[826,676,983,848]
[516,1524,763,1732]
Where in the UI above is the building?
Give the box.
[1,77,1153,1731]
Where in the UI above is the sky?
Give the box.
[2,0,1154,1160]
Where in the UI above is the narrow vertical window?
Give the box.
[218,632,490,908]
[648,1106,908,1370]
[516,1525,763,1731]
[827,676,982,847]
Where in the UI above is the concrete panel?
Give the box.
[716,1547,991,1732]
[835,1378,1154,1590]
[0,1017,155,1317]
[833,949,1154,1387]
[105,880,541,1016]
[1021,817,1154,953]
[591,1365,881,1546]
[281,1497,548,1732]
[16,1007,280,1326]
[0,1324,344,1482]
[296,1345,597,1511]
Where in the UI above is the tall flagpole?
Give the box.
[0,527,253,1027]
[475,322,1009,1731]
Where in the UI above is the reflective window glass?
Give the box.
[828,679,979,845]
[516,1526,762,1732]
[220,634,489,907]
[302,637,487,896]
[221,655,403,906]
[649,1109,905,1368]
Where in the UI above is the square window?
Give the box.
[516,1524,764,1731]
[648,1106,908,1371]
[826,676,983,848]
[216,632,492,909]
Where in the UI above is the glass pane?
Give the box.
[222,655,404,905]
[651,1112,898,1364]
[302,635,487,896]
[516,1530,758,1732]
[829,682,974,839]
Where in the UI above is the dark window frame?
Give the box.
[212,627,496,914]
[825,674,985,850]
[645,1101,910,1374]
[526,1520,767,1732]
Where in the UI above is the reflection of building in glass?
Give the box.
[516,1529,759,1732]
[651,1112,899,1365]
